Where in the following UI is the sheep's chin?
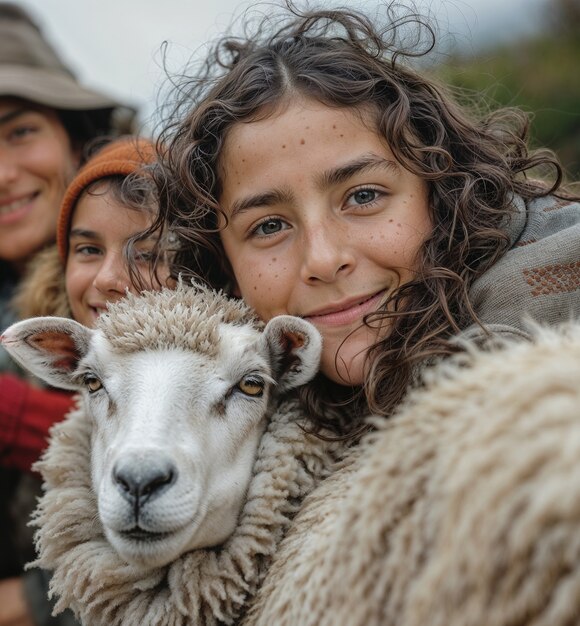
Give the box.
[105,514,239,569]
[106,525,195,569]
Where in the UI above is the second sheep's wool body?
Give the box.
[244,321,580,626]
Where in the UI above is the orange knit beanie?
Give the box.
[57,136,156,261]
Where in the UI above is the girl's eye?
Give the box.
[252,218,289,237]
[8,125,38,142]
[83,375,103,393]
[348,188,380,207]
[75,245,102,257]
[237,375,265,397]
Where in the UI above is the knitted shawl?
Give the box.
[30,397,341,626]
[466,193,580,340]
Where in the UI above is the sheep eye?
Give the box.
[84,375,102,393]
[237,376,264,397]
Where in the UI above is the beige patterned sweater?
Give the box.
[467,193,580,339]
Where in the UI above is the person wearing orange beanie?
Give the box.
[57,137,169,327]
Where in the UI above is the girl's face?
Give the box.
[65,182,170,328]
[0,98,78,267]
[219,99,433,386]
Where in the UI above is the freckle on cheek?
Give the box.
[389,219,393,223]
[282,144,286,149]
[272,257,277,262]
[300,139,305,145]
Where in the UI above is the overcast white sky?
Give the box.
[10,0,548,133]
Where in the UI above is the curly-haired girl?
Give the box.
[155,1,580,439]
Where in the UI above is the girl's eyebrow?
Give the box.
[0,108,29,126]
[230,188,294,217]
[69,228,101,241]
[316,153,400,189]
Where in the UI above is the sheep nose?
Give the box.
[113,457,177,507]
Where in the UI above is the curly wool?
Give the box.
[98,282,262,357]
[31,395,341,626]
[244,322,580,626]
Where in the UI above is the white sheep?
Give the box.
[1,283,329,575]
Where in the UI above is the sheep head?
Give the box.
[1,285,322,569]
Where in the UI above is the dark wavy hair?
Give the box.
[153,1,567,438]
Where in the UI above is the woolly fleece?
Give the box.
[243,322,580,626]
[97,282,262,357]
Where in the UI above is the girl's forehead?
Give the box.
[71,189,154,233]
[0,96,53,117]
[223,99,378,154]
[217,99,428,214]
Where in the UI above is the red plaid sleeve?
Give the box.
[0,373,74,473]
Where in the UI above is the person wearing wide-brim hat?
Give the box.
[0,4,136,626]
[0,2,137,307]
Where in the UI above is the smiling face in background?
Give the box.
[219,99,433,385]
[0,98,77,268]
[65,181,169,328]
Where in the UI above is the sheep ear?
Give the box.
[1,317,92,390]
[262,315,322,392]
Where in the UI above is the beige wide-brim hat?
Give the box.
[0,3,125,111]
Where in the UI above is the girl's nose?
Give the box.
[93,254,130,295]
[300,224,355,284]
[0,152,19,188]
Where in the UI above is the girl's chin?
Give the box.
[319,328,379,386]
[320,351,366,386]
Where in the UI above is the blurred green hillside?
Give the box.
[437,0,580,181]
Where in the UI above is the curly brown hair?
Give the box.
[153,1,567,438]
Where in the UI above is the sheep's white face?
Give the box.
[87,324,274,568]
[1,291,322,569]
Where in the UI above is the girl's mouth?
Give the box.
[304,290,386,327]
[0,193,38,223]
